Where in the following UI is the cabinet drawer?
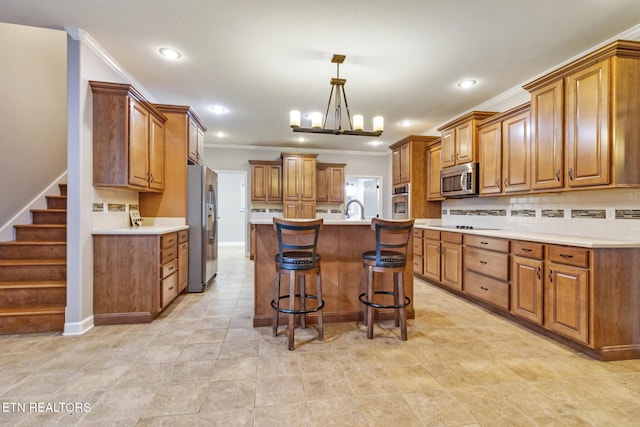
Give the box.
[161,247,178,264]
[464,235,509,253]
[413,255,423,274]
[413,239,423,256]
[441,231,462,244]
[162,272,178,308]
[463,270,509,310]
[162,259,178,279]
[464,247,509,281]
[413,229,423,239]
[547,245,590,268]
[424,230,440,241]
[161,232,178,249]
[178,230,189,243]
[512,241,544,260]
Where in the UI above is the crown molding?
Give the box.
[205,143,388,157]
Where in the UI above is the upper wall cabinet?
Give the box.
[523,39,640,191]
[316,163,345,203]
[249,160,282,202]
[282,153,317,218]
[477,103,531,196]
[90,81,167,192]
[438,111,497,168]
[188,114,207,165]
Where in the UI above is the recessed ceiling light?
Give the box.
[457,79,477,89]
[400,120,412,127]
[368,141,382,146]
[296,137,306,143]
[215,131,225,138]
[210,105,228,114]
[158,47,182,60]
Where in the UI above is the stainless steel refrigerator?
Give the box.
[187,164,218,292]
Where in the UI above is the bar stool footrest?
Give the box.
[359,291,410,309]
[271,294,325,314]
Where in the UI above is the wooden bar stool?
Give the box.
[359,218,414,340]
[272,217,324,350]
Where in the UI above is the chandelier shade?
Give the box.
[289,54,383,137]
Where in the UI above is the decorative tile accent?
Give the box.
[616,209,640,219]
[449,209,507,217]
[442,209,448,216]
[316,209,329,213]
[107,203,126,212]
[129,204,139,211]
[92,203,104,212]
[511,209,536,217]
[250,208,266,212]
[330,209,343,214]
[542,209,564,218]
[269,209,282,213]
[571,209,606,219]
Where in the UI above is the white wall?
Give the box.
[0,23,67,237]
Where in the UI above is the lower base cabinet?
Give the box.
[93,229,187,325]
[511,241,545,326]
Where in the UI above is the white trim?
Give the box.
[63,314,95,336]
[0,171,68,241]
[219,242,245,247]
[205,143,388,157]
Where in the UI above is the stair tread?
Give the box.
[0,280,66,288]
[0,259,66,266]
[0,305,66,316]
[0,241,65,246]
[14,224,66,228]
[31,209,67,213]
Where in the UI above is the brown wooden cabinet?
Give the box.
[188,115,206,165]
[425,141,444,201]
[462,235,510,310]
[478,103,531,195]
[282,153,317,218]
[389,136,442,218]
[316,163,345,203]
[440,232,463,291]
[249,160,282,202]
[93,230,185,325]
[177,230,189,294]
[511,241,544,326]
[412,229,424,275]
[90,81,168,192]
[438,111,497,168]
[140,104,206,218]
[524,39,640,192]
[423,230,441,282]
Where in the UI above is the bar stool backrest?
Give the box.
[370,218,415,267]
[273,218,324,270]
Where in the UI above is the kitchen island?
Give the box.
[251,219,414,327]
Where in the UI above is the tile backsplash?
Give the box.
[441,188,640,240]
[92,188,138,230]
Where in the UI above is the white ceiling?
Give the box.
[2,0,640,153]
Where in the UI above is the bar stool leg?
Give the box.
[273,271,280,337]
[366,266,374,339]
[300,275,306,329]
[398,272,407,341]
[316,268,324,341]
[393,273,400,327]
[288,272,296,350]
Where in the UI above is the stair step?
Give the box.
[0,259,66,281]
[14,224,66,241]
[58,183,67,197]
[0,305,65,334]
[32,209,66,225]
[46,195,67,210]
[0,281,66,307]
[0,241,66,260]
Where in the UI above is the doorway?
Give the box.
[216,171,247,247]
[345,175,382,219]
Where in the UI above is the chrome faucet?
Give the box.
[345,199,365,220]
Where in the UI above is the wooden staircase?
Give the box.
[0,184,67,334]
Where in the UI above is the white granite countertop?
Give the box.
[251,219,371,225]
[415,224,640,248]
[92,218,188,235]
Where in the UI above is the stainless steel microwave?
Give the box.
[440,163,479,198]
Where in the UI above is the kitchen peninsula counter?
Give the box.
[251,219,414,327]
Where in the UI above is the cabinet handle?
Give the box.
[456,153,460,160]
[496,179,500,190]
[504,177,508,188]
[450,154,454,161]
[149,174,154,183]
[555,169,561,181]
[480,260,488,265]
[480,241,489,245]
[521,248,532,252]
[536,266,541,280]
[168,266,174,271]
[168,286,174,291]
[168,252,175,258]
[568,168,574,181]
[559,253,574,259]
[480,286,489,291]
[549,270,553,283]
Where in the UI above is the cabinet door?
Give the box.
[426,144,443,201]
[283,156,300,201]
[546,262,589,344]
[392,149,401,185]
[455,121,474,164]
[196,127,205,164]
[511,256,544,325]
[423,239,441,282]
[478,122,502,195]
[250,164,267,201]
[128,98,150,188]
[148,114,165,191]
[440,241,462,290]
[531,80,564,190]
[188,118,199,163]
[283,201,298,218]
[566,60,610,188]
[316,166,329,202]
[328,166,345,203]
[399,143,411,183]
[178,242,189,293]
[502,109,530,193]
[300,156,316,201]
[267,164,282,201]
[441,129,455,168]
[299,202,316,219]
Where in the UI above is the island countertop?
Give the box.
[252,221,414,327]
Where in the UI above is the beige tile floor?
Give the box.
[2,246,640,426]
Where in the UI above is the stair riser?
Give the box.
[0,287,66,308]
[46,197,67,210]
[32,211,66,225]
[0,313,65,335]
[0,265,66,282]
[58,184,67,197]
[0,244,66,260]
[15,228,66,241]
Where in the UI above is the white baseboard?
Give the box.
[63,315,94,336]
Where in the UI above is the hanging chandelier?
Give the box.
[289,54,383,137]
